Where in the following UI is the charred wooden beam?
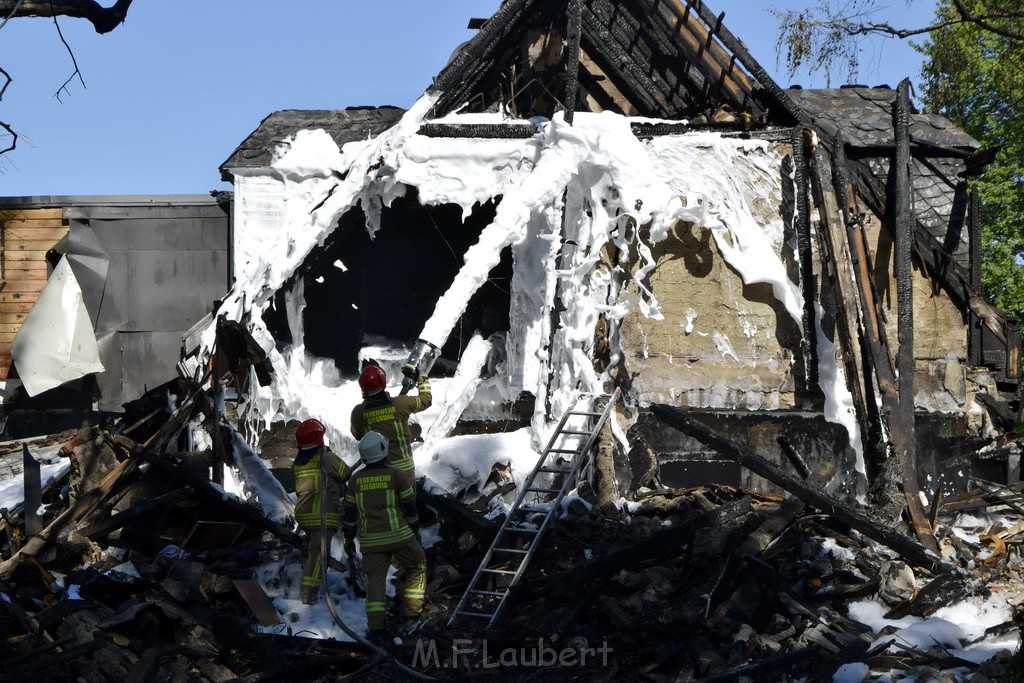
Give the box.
[807,138,882,472]
[418,481,500,544]
[417,120,769,141]
[417,123,538,139]
[790,127,819,389]
[586,0,696,111]
[778,436,811,480]
[642,1,752,114]
[650,405,955,574]
[0,456,143,580]
[832,132,934,549]
[968,188,983,366]
[974,391,1020,433]
[430,0,541,116]
[1006,315,1021,381]
[22,444,42,537]
[580,5,672,116]
[883,571,974,620]
[82,487,190,540]
[831,132,898,395]
[674,0,809,124]
[563,0,582,124]
[5,637,109,675]
[114,435,304,551]
[894,78,926,524]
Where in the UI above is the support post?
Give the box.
[22,444,42,537]
[968,188,982,366]
[791,127,819,390]
[893,80,932,549]
[563,0,582,125]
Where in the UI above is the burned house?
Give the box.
[3,1,1024,680]
[214,0,1018,509]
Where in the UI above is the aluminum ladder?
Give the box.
[448,388,621,628]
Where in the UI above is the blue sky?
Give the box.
[0,0,937,197]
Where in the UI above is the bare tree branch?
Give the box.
[0,67,16,154]
[950,0,1024,41]
[49,2,85,102]
[0,0,134,34]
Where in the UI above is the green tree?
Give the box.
[774,1,1024,320]
[916,1,1024,321]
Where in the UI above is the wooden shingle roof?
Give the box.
[787,87,980,152]
[220,107,405,178]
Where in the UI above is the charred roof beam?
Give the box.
[431,0,543,117]
[581,2,679,116]
[672,0,807,124]
[586,0,704,115]
[643,0,760,119]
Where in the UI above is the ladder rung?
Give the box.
[480,568,518,575]
[492,547,528,554]
[568,411,602,417]
[548,448,577,453]
[468,589,507,597]
[538,466,570,473]
[526,487,562,494]
[504,527,539,534]
[458,611,497,618]
[560,430,592,435]
[515,506,550,513]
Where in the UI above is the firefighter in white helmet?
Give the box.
[343,430,426,639]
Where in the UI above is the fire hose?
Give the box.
[318,444,434,680]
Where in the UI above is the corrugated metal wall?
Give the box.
[65,203,230,411]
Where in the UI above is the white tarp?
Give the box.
[11,256,104,396]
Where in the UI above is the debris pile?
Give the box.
[0,382,1022,681]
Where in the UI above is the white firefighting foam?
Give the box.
[203,104,863,477]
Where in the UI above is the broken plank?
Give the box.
[22,444,42,536]
[651,404,955,574]
[5,637,108,674]
[82,487,189,539]
[0,456,143,580]
[114,435,304,550]
[232,579,281,626]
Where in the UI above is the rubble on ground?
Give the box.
[1,382,1023,680]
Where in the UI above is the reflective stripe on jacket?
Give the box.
[350,379,431,475]
[342,462,419,551]
[293,446,350,530]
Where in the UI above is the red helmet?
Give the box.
[295,418,326,449]
[358,365,386,396]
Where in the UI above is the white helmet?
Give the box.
[358,431,389,463]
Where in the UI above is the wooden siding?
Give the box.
[0,207,67,381]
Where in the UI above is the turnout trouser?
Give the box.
[362,536,427,630]
[301,526,336,604]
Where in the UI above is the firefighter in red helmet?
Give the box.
[292,418,350,604]
[350,362,431,483]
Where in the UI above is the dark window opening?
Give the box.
[298,192,509,376]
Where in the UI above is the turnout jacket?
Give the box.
[342,461,419,551]
[293,446,350,530]
[349,377,431,476]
